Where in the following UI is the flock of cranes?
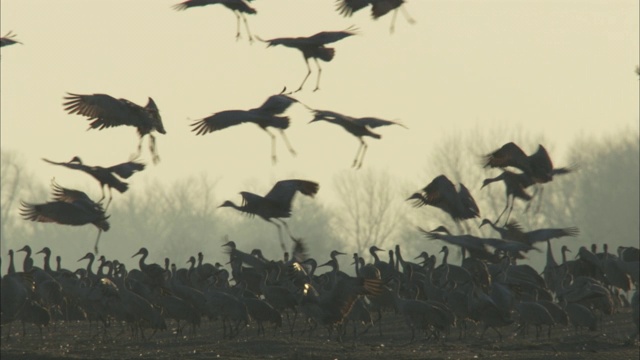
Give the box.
[2,0,638,350]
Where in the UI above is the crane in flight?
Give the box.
[173,0,257,43]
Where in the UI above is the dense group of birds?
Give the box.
[1,0,638,349]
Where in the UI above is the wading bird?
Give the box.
[0,31,22,47]
[257,27,357,92]
[63,93,166,164]
[190,91,305,164]
[407,175,480,233]
[173,0,257,43]
[335,0,415,33]
[481,170,533,225]
[309,109,406,168]
[483,142,573,212]
[42,156,145,210]
[219,179,319,251]
[20,181,110,253]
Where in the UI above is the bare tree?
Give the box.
[332,168,407,255]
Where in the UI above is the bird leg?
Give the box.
[104,187,114,212]
[241,13,253,43]
[390,9,399,34]
[401,5,416,25]
[355,139,369,169]
[234,13,242,41]
[94,229,103,254]
[313,58,322,92]
[494,196,511,225]
[270,220,287,253]
[149,134,160,164]
[131,136,144,161]
[279,129,297,156]
[294,58,312,93]
[352,140,365,168]
[265,129,277,164]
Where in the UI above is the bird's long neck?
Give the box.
[43,250,52,273]
[561,247,568,264]
[546,240,557,267]
[86,254,95,275]
[8,250,15,275]
[442,248,449,265]
[22,248,32,272]
[139,251,148,270]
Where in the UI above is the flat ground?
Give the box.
[1,307,638,360]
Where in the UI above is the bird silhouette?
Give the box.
[20,181,110,253]
[407,175,480,233]
[63,93,166,164]
[190,91,304,164]
[256,27,357,92]
[481,170,534,225]
[173,0,257,43]
[219,179,319,252]
[309,109,406,168]
[335,0,415,33]
[1,31,22,47]
[42,156,145,210]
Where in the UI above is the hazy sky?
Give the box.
[1,1,638,263]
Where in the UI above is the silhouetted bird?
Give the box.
[408,175,480,233]
[63,93,166,164]
[336,0,414,33]
[483,142,573,212]
[309,109,406,168]
[481,170,534,225]
[257,27,357,92]
[173,0,257,42]
[20,181,110,253]
[190,91,304,163]
[1,31,22,47]
[219,179,319,251]
[43,156,145,210]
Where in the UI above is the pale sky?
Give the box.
[1,1,638,252]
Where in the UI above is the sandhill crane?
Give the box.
[483,142,573,211]
[1,31,22,47]
[190,92,304,164]
[335,0,415,33]
[20,181,110,253]
[514,301,555,339]
[309,109,406,168]
[408,175,480,233]
[257,27,357,92]
[63,93,166,164]
[484,220,580,246]
[481,170,534,225]
[43,157,145,210]
[132,248,168,290]
[173,0,257,42]
[219,179,319,251]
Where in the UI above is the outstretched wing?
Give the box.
[63,93,146,130]
[355,117,407,129]
[264,179,319,208]
[336,0,372,17]
[50,181,93,204]
[107,161,145,179]
[525,227,580,244]
[483,142,532,174]
[190,110,253,135]
[173,0,220,11]
[20,201,108,228]
[42,158,91,172]
[306,28,357,46]
[458,183,480,219]
[528,145,553,181]
[254,94,299,116]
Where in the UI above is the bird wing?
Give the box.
[528,145,554,181]
[42,158,91,172]
[254,94,299,116]
[457,183,480,219]
[20,201,105,227]
[525,227,580,244]
[483,142,532,173]
[0,31,22,47]
[424,175,459,207]
[107,161,146,179]
[172,0,220,10]
[264,180,320,207]
[354,117,407,129]
[190,110,254,135]
[336,0,372,17]
[49,181,93,204]
[63,93,147,130]
[306,28,357,46]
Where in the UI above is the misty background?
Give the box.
[1,1,638,275]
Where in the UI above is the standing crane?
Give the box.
[19,181,110,253]
[309,109,406,168]
[1,31,22,47]
[42,156,145,210]
[173,0,257,43]
[257,27,357,92]
[190,92,304,164]
[63,93,166,164]
[335,0,415,33]
[219,179,319,252]
[407,175,480,233]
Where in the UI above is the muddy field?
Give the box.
[2,306,638,360]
